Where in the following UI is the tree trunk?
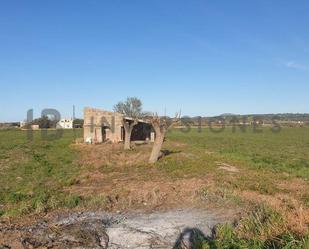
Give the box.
[123,120,136,150]
[148,113,180,163]
[149,119,167,163]
[149,132,165,163]
[124,129,131,150]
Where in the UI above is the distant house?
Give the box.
[31,124,39,130]
[20,121,27,128]
[57,118,73,129]
[83,107,153,144]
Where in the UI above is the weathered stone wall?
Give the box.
[84,107,124,143]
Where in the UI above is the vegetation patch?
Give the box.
[196,205,309,249]
[0,129,83,218]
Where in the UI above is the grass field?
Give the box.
[0,129,83,217]
[0,127,308,247]
[166,126,309,177]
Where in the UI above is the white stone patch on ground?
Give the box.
[2,209,232,249]
[107,209,227,249]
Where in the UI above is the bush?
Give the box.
[198,205,309,249]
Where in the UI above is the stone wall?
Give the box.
[84,107,124,143]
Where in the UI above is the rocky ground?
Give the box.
[0,208,233,249]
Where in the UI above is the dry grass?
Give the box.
[68,142,215,211]
[212,167,309,235]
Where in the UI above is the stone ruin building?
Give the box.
[83,107,153,144]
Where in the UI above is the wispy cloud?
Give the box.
[285,61,308,71]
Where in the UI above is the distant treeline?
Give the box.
[220,113,309,122]
[186,113,309,126]
[0,122,20,129]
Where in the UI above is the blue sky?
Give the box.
[0,1,308,121]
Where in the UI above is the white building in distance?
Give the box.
[57,118,73,129]
[20,121,27,128]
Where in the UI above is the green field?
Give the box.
[0,129,83,217]
[0,127,308,247]
[165,126,309,179]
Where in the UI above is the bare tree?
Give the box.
[148,113,180,164]
[114,97,144,150]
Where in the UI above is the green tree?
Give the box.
[114,97,144,150]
